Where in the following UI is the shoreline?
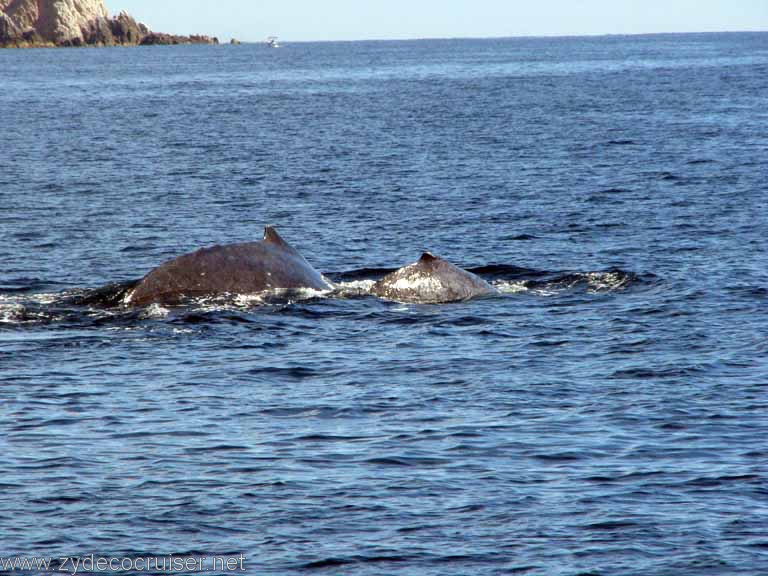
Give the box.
[0,35,219,49]
[1,2,218,49]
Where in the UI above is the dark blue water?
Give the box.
[1,33,767,575]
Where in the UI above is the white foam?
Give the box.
[494,280,529,294]
[332,279,376,298]
[140,303,170,318]
[288,286,334,299]
[31,293,60,305]
[232,293,267,307]
[0,292,60,306]
[172,327,195,334]
[585,271,631,292]
[0,303,26,324]
[320,274,336,288]
[183,286,334,311]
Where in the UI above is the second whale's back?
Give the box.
[372,253,497,304]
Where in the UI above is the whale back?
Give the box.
[371,252,497,303]
[126,227,331,306]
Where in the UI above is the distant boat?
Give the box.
[266,36,280,48]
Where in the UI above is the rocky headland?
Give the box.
[0,0,218,47]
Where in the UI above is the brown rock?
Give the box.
[21,28,45,45]
[140,32,218,46]
[84,15,114,46]
[138,32,178,45]
[41,0,108,45]
[1,0,217,48]
[109,9,142,44]
[1,0,39,33]
[1,0,107,46]
[0,12,20,43]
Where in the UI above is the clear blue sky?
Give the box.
[109,0,768,42]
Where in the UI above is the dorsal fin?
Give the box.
[419,252,438,263]
[263,226,288,247]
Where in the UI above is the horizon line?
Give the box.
[238,29,768,45]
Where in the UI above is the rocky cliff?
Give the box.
[0,0,218,47]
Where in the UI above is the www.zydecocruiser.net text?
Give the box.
[1,554,247,574]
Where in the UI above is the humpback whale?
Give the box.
[371,252,498,304]
[125,227,332,306]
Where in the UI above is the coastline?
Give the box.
[0,39,219,49]
[0,1,218,49]
[0,31,220,49]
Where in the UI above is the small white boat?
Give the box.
[266,36,280,48]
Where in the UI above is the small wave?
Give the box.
[294,433,375,442]
[332,279,376,298]
[582,520,640,530]
[597,187,629,194]
[523,269,638,294]
[140,303,171,318]
[0,277,49,293]
[467,264,546,280]
[29,495,85,505]
[504,233,539,240]
[726,285,767,299]
[262,286,334,304]
[248,366,318,379]
[610,364,707,379]
[232,293,268,307]
[300,555,411,570]
[1,291,62,307]
[156,287,334,311]
[583,270,636,291]
[365,456,449,467]
[657,171,681,181]
[0,302,28,324]
[329,267,397,282]
[494,280,529,294]
[227,286,333,305]
[684,474,761,488]
[0,293,79,325]
[533,451,583,462]
[69,280,140,307]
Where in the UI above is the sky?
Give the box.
[109,0,768,43]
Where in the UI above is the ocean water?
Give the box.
[1,33,767,575]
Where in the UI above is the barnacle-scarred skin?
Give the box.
[371,253,498,304]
